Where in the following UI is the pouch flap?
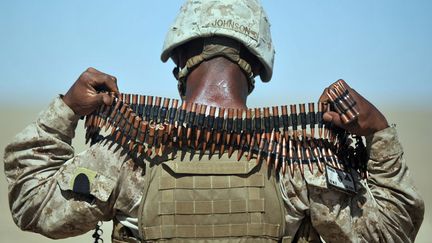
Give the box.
[163,160,259,175]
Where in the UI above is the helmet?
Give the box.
[161,0,275,82]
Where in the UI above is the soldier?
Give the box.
[4,0,424,242]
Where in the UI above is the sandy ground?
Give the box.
[0,105,430,242]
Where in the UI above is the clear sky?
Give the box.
[0,0,431,109]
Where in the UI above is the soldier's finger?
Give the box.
[90,72,119,94]
[86,67,102,74]
[95,92,114,107]
[318,87,330,103]
[336,79,361,101]
[323,111,346,130]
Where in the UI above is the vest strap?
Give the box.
[142,223,281,240]
[160,172,264,190]
[158,199,265,215]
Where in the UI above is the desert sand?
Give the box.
[0,105,430,242]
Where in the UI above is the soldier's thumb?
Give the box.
[97,93,113,106]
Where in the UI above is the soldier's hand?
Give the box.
[63,67,119,116]
[319,79,389,136]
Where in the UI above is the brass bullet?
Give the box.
[215,108,225,145]
[247,134,256,161]
[281,105,290,142]
[226,109,234,142]
[121,111,134,146]
[281,137,287,175]
[326,89,350,124]
[205,106,217,144]
[317,102,324,138]
[254,108,262,142]
[131,94,138,114]
[327,146,341,169]
[236,132,246,161]
[266,129,275,166]
[100,102,113,129]
[234,109,243,146]
[245,109,252,145]
[310,138,324,173]
[296,139,304,176]
[256,134,266,165]
[290,105,298,139]
[288,138,295,178]
[186,102,198,144]
[299,103,307,139]
[138,95,145,117]
[177,101,188,147]
[155,124,165,156]
[136,120,146,155]
[111,104,127,136]
[146,123,156,157]
[274,134,283,170]
[195,104,207,149]
[167,99,179,140]
[272,106,280,142]
[144,96,154,122]
[308,103,316,138]
[303,140,313,173]
[153,97,162,122]
[263,107,271,141]
[124,93,131,105]
[129,117,141,151]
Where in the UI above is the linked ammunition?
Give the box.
[263,107,271,141]
[138,95,145,117]
[177,101,188,146]
[145,96,153,122]
[186,103,197,145]
[281,137,287,175]
[274,135,282,170]
[288,137,295,177]
[246,134,256,162]
[167,99,179,140]
[281,105,290,141]
[290,105,298,139]
[254,108,262,142]
[272,106,280,136]
[317,102,324,138]
[203,106,216,152]
[296,139,304,176]
[195,104,207,149]
[245,109,252,145]
[131,94,138,114]
[308,103,316,138]
[266,129,275,166]
[84,90,368,178]
[299,104,307,139]
[256,134,266,165]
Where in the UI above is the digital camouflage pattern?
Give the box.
[161,0,275,82]
[4,97,425,242]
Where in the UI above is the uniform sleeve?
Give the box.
[3,97,128,239]
[306,126,425,242]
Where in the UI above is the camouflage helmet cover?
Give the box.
[161,0,275,82]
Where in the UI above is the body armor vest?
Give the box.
[137,152,287,242]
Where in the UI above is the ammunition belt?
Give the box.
[84,80,368,178]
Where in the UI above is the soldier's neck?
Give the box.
[183,57,249,109]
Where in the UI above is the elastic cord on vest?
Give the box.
[174,37,256,98]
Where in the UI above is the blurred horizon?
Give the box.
[0,1,431,242]
[0,0,431,109]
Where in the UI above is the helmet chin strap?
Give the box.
[173,37,256,98]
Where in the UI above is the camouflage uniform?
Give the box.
[4,97,424,242]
